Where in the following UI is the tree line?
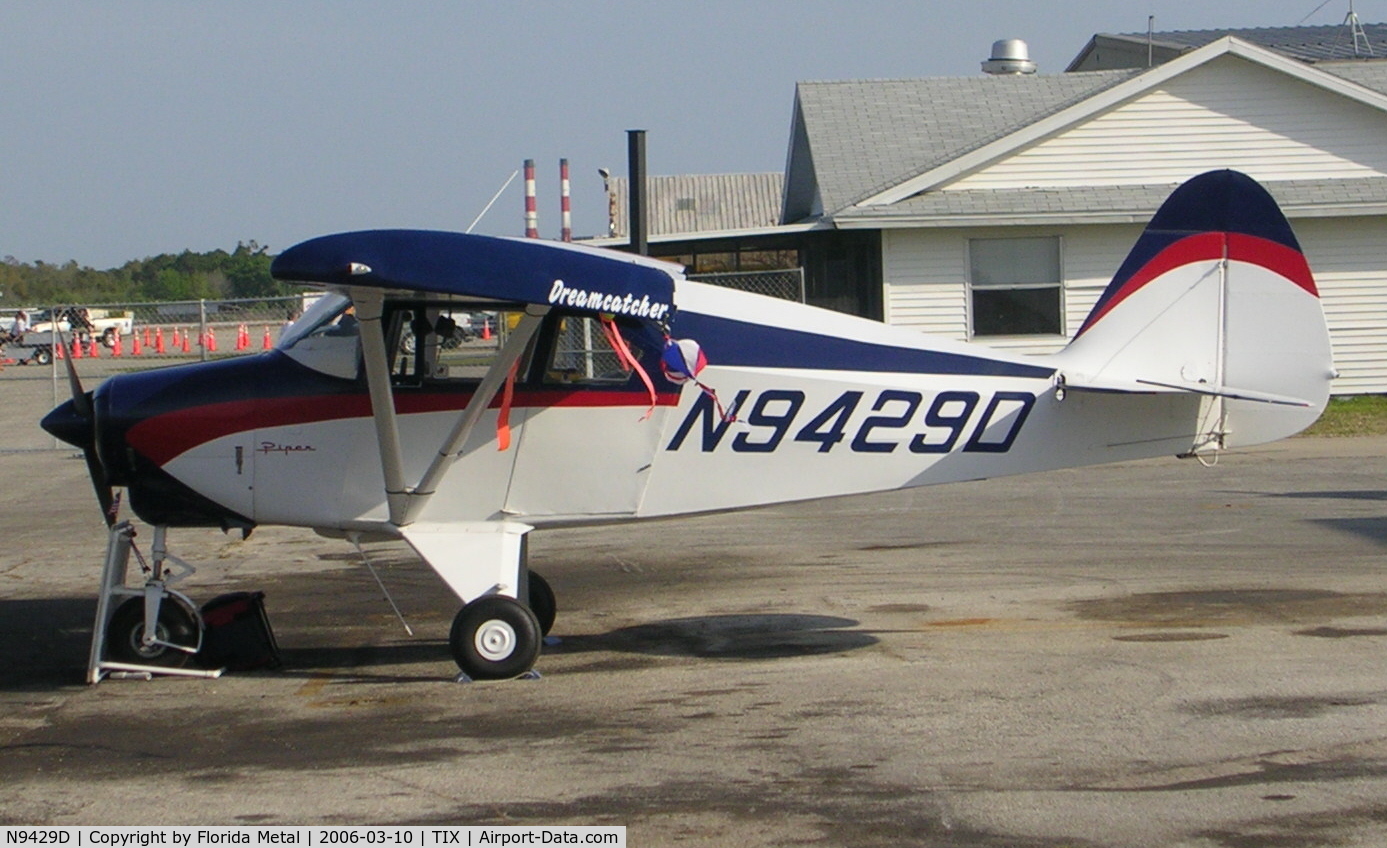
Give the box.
[0,241,291,306]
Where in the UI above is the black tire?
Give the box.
[106,597,199,667]
[101,327,117,348]
[528,571,557,637]
[33,348,51,366]
[449,596,541,680]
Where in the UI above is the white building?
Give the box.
[606,27,1387,393]
[785,34,1387,393]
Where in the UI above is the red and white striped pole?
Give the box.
[559,158,572,242]
[524,158,538,238]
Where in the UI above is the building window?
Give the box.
[968,236,1062,337]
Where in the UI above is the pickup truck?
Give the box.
[28,308,135,346]
[8,308,136,365]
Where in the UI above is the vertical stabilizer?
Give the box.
[1052,170,1334,450]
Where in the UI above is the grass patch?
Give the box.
[1302,394,1387,437]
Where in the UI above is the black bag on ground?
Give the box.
[197,591,281,671]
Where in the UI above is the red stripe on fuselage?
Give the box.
[1075,232,1317,338]
[126,389,680,467]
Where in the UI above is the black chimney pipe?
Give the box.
[626,129,648,256]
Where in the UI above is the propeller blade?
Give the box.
[59,329,91,419]
[85,449,117,526]
[56,328,117,526]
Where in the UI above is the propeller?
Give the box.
[43,329,118,526]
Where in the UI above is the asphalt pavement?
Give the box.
[4,418,1387,846]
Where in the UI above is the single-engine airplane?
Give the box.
[44,169,1334,682]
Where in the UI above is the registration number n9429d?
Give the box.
[666,388,1035,455]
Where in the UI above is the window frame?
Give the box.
[965,235,1066,340]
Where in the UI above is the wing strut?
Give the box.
[351,288,411,524]
[400,306,548,526]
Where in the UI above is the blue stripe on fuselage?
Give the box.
[670,312,1055,379]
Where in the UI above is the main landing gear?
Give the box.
[88,520,560,683]
[447,571,556,682]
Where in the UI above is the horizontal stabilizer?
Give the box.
[1062,375,1313,407]
[1133,379,1312,408]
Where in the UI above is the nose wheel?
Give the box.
[88,522,222,683]
[106,596,199,667]
[449,596,542,680]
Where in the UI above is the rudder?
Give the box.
[1051,170,1334,450]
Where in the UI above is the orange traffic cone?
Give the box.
[207,329,218,352]
[88,339,99,358]
[182,330,191,353]
[155,327,166,354]
[235,324,248,350]
[143,327,152,347]
[262,327,272,349]
[112,333,122,357]
[71,338,83,359]
[171,327,181,347]
[482,318,492,340]
[55,339,64,360]
[131,332,142,355]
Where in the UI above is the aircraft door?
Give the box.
[503,314,669,520]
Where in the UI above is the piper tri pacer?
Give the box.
[44,170,1335,683]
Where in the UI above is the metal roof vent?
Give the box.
[982,38,1037,75]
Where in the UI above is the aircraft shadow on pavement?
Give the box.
[1273,489,1387,502]
[546,613,879,661]
[1240,489,1387,546]
[0,597,878,689]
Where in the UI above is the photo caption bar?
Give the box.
[2,828,625,848]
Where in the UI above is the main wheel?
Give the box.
[101,327,118,348]
[449,596,542,680]
[528,571,557,637]
[32,347,51,366]
[106,597,199,667]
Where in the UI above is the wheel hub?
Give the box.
[474,619,516,661]
[128,621,170,659]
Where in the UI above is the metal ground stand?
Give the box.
[88,521,223,683]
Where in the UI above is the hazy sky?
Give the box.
[2,0,1380,268]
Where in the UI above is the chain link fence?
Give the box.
[688,268,805,303]
[1,296,309,451]
[0,275,804,451]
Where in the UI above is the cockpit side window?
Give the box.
[385,302,535,386]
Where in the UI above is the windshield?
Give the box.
[277,292,351,350]
[276,292,361,379]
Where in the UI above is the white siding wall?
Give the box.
[1297,218,1387,394]
[883,224,1139,357]
[881,229,966,336]
[884,217,1387,393]
[948,56,1387,190]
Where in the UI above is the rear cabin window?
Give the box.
[543,315,650,386]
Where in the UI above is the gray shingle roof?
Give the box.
[608,173,783,237]
[1131,23,1387,63]
[784,70,1140,221]
[1318,59,1387,94]
[830,177,1387,224]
